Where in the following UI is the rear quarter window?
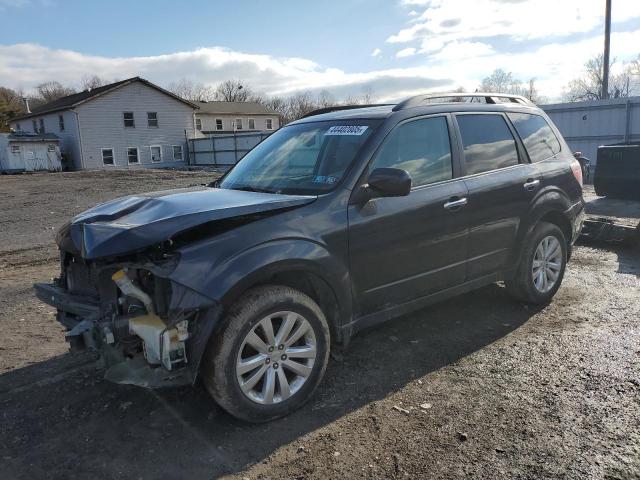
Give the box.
[507,112,561,163]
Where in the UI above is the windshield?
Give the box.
[218,120,379,195]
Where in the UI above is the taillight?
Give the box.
[570,159,583,186]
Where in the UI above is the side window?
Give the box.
[456,114,519,175]
[370,116,453,188]
[507,112,561,163]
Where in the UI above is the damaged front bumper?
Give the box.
[34,258,222,389]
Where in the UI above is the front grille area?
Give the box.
[64,255,99,296]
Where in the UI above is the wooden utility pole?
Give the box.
[602,0,612,99]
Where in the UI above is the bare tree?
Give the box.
[167,78,216,102]
[479,69,523,94]
[522,78,547,104]
[30,81,76,108]
[81,75,108,91]
[563,54,634,102]
[477,70,547,103]
[317,90,336,108]
[360,86,374,104]
[214,80,257,102]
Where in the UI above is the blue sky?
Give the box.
[1,0,639,101]
[0,0,405,71]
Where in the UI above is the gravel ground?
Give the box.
[0,170,639,480]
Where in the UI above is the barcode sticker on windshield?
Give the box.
[325,125,368,136]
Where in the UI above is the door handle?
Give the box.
[444,197,468,210]
[524,179,540,191]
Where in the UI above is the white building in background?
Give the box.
[10,77,199,170]
[0,132,62,172]
[194,101,279,135]
[542,96,640,171]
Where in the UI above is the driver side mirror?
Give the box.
[351,167,412,204]
[367,167,412,197]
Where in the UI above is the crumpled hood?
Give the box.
[57,186,316,259]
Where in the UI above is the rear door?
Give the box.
[453,112,540,279]
[348,115,469,315]
[506,112,577,201]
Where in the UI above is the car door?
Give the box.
[452,112,540,280]
[348,114,469,316]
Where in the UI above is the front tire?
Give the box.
[506,221,567,304]
[201,285,330,422]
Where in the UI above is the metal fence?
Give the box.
[542,96,640,171]
[188,132,272,166]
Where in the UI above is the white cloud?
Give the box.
[432,41,493,60]
[0,43,454,102]
[389,0,640,45]
[396,47,417,58]
[422,29,640,99]
[385,0,640,99]
[371,48,382,57]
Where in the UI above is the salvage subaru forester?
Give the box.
[35,93,585,422]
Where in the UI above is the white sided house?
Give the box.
[0,132,62,173]
[10,77,199,170]
[194,101,279,135]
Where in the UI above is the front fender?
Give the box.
[169,237,352,328]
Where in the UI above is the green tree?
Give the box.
[0,86,24,132]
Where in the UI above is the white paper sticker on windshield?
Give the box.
[325,125,368,136]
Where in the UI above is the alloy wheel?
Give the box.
[235,311,317,404]
[532,235,562,293]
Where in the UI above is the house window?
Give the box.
[150,145,162,162]
[215,119,223,130]
[248,118,255,130]
[172,145,183,160]
[235,118,243,130]
[102,148,115,166]
[123,112,135,128]
[196,118,202,130]
[147,112,158,128]
[58,114,65,131]
[32,120,37,132]
[266,118,273,130]
[127,147,139,164]
[47,144,56,152]
[11,145,20,154]
[39,118,45,133]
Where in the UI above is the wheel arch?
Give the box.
[219,265,348,344]
[511,189,574,272]
[206,240,353,345]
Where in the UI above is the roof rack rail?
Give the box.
[392,92,533,111]
[301,104,393,119]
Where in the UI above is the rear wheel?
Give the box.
[201,285,330,422]
[506,221,567,304]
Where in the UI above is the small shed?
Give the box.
[0,132,62,173]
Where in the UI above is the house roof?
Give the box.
[12,77,199,121]
[8,132,60,142]
[194,101,279,116]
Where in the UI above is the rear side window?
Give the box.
[507,112,561,162]
[456,114,519,175]
[370,116,452,188]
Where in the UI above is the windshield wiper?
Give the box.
[230,185,277,194]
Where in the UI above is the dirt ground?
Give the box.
[0,170,639,480]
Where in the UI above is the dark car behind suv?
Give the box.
[35,93,585,422]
